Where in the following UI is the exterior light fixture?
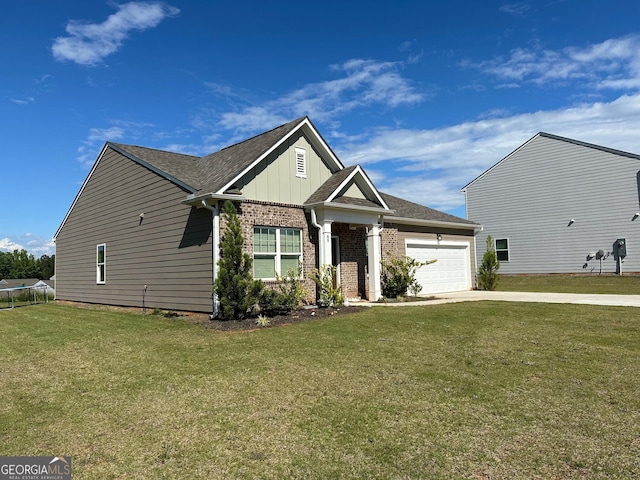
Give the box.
[568,219,575,226]
[633,213,640,221]
[436,233,443,241]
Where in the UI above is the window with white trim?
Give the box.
[295,147,307,178]
[253,227,302,279]
[97,243,106,284]
[495,238,509,262]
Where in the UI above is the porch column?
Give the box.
[320,220,333,266]
[367,223,382,301]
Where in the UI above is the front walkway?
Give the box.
[358,290,640,308]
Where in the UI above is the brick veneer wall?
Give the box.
[219,200,318,303]
[381,222,399,260]
[332,223,367,300]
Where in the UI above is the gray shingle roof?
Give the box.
[109,143,203,190]
[197,117,306,193]
[304,166,358,204]
[381,192,478,226]
[108,118,476,228]
[111,117,307,194]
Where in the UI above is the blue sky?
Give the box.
[4,0,640,256]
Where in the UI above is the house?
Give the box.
[463,132,640,275]
[54,117,479,314]
[0,278,54,294]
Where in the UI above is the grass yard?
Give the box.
[1,302,639,479]
[498,273,640,295]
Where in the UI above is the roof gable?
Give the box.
[305,165,390,210]
[198,116,344,194]
[463,132,640,191]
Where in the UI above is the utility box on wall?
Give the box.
[616,238,627,258]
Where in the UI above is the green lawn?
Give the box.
[1,302,639,479]
[498,274,640,295]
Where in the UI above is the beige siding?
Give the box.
[338,182,367,199]
[56,148,214,312]
[239,131,335,204]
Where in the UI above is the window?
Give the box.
[253,227,302,279]
[495,238,509,262]
[295,147,306,178]
[96,244,106,284]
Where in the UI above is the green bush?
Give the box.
[477,235,500,290]
[255,266,307,317]
[381,255,435,298]
[309,265,344,307]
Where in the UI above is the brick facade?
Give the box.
[217,200,372,302]
[332,223,367,300]
[219,200,319,303]
[381,223,399,260]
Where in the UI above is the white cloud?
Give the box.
[0,236,55,256]
[499,3,531,17]
[215,58,424,134]
[77,126,125,166]
[52,2,179,66]
[10,97,35,105]
[338,93,640,213]
[0,238,25,252]
[474,35,640,89]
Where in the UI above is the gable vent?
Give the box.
[295,147,307,178]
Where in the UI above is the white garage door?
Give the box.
[406,241,471,295]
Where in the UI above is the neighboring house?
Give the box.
[0,278,54,294]
[54,117,479,314]
[463,132,640,275]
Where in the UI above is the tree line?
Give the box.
[0,250,55,280]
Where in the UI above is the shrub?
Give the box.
[255,266,307,316]
[477,235,500,290]
[213,201,260,319]
[309,265,344,307]
[381,255,435,298]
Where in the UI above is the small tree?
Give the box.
[477,235,500,290]
[213,201,260,319]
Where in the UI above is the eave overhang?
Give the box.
[182,192,246,206]
[304,201,394,216]
[385,214,483,232]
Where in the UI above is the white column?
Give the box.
[367,223,382,301]
[320,220,333,266]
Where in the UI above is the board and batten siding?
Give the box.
[466,134,640,274]
[56,147,214,312]
[238,131,335,205]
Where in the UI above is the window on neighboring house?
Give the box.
[495,238,509,262]
[97,243,106,284]
[295,147,307,178]
[253,227,302,279]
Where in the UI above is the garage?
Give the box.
[405,240,472,294]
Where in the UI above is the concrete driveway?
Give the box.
[364,290,640,307]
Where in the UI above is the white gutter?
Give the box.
[200,200,220,319]
[385,215,483,233]
[182,192,245,205]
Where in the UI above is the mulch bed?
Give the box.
[194,305,370,331]
[55,300,369,332]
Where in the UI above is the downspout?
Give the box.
[310,208,321,235]
[201,200,220,319]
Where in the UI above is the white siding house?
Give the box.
[463,132,640,275]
